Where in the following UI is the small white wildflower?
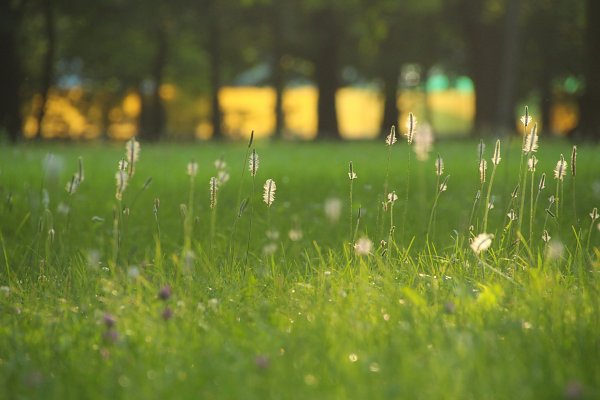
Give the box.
[288,229,303,242]
[385,125,397,146]
[214,158,227,170]
[128,266,140,279]
[266,229,280,240]
[546,240,564,260]
[413,122,434,161]
[263,179,276,207]
[553,154,567,181]
[57,202,70,215]
[470,233,494,254]
[263,243,277,256]
[354,237,373,256]
[325,197,342,223]
[187,160,198,177]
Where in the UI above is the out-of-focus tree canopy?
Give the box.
[0,0,596,141]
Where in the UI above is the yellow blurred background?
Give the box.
[23,85,577,140]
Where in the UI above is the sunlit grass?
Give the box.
[1,138,599,399]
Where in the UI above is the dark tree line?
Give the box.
[0,0,598,142]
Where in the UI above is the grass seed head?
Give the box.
[249,149,259,177]
[348,161,357,180]
[492,139,501,165]
[554,154,567,181]
[523,123,539,154]
[435,154,444,176]
[385,125,397,146]
[65,174,80,195]
[387,191,398,203]
[125,137,140,177]
[528,155,538,172]
[187,160,198,177]
[571,145,577,177]
[406,112,416,144]
[76,157,84,182]
[263,179,276,207]
[479,159,487,183]
[590,208,599,221]
[520,105,532,128]
[542,230,551,243]
[539,173,546,191]
[209,177,219,209]
[115,169,128,200]
[478,140,485,162]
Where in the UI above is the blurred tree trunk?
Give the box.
[313,8,341,140]
[0,2,25,142]
[139,24,167,141]
[576,0,600,140]
[271,3,285,139]
[539,72,553,135]
[495,0,520,134]
[380,71,399,137]
[208,1,223,140]
[35,0,56,141]
[458,0,517,137]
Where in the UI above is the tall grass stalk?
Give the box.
[401,113,415,241]
[230,132,254,261]
[528,156,537,244]
[387,192,397,262]
[348,161,356,243]
[516,109,534,245]
[483,139,501,232]
[246,149,259,263]
[571,145,577,223]
[587,208,598,251]
[184,160,197,254]
[427,154,446,239]
[209,176,219,255]
[380,126,396,238]
[554,154,567,226]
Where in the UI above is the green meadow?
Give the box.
[1,136,599,399]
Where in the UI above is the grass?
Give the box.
[1,137,599,399]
